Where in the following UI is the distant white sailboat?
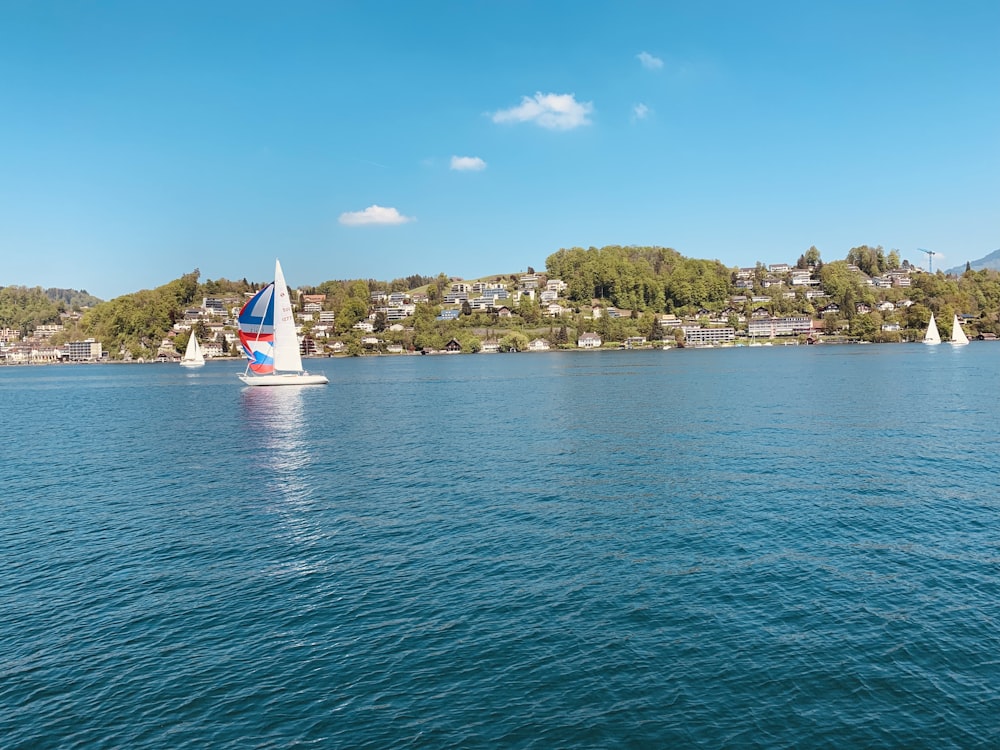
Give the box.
[923,313,941,345]
[238,259,329,386]
[179,333,206,368]
[950,314,969,346]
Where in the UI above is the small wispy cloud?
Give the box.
[338,205,414,226]
[491,92,593,130]
[632,103,650,121]
[637,51,664,70]
[450,156,487,171]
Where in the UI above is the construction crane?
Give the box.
[919,248,936,273]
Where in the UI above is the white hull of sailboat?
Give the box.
[179,360,206,368]
[239,372,329,386]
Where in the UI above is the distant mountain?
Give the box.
[944,248,1000,275]
[44,287,103,307]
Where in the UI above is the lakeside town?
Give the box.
[2,245,999,364]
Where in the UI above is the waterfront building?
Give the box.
[66,338,103,361]
[747,317,812,338]
[681,327,736,346]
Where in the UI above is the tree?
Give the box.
[849,313,878,340]
[847,245,887,277]
[499,332,529,352]
[517,297,542,324]
[649,315,664,341]
[819,261,872,315]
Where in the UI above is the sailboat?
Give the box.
[923,313,941,345]
[238,259,329,386]
[179,332,206,368]
[950,314,970,346]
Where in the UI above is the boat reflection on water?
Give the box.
[240,385,309,482]
[239,384,331,566]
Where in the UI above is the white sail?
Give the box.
[950,314,969,346]
[923,313,941,345]
[180,333,206,367]
[272,260,305,373]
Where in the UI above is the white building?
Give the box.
[681,327,735,345]
[66,338,103,361]
[747,317,812,337]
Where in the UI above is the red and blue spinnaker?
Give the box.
[238,283,276,374]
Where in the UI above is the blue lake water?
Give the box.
[3,345,1000,748]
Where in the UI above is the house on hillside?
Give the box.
[578,332,602,349]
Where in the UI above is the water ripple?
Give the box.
[3,353,1000,748]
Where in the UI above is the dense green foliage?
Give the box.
[545,245,731,312]
[44,287,102,309]
[0,287,65,334]
[846,244,902,276]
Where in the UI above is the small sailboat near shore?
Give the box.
[950,314,969,346]
[238,259,329,386]
[179,333,205,368]
[923,313,941,345]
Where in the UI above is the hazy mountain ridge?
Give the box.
[945,249,1000,275]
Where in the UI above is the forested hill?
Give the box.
[45,288,102,308]
[545,245,732,311]
[0,285,101,334]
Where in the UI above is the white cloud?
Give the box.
[450,155,487,171]
[491,92,593,130]
[632,103,650,121]
[637,51,664,70]
[338,205,414,226]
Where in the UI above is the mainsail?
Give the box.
[950,314,969,346]
[923,313,941,345]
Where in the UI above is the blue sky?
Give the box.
[2,0,998,299]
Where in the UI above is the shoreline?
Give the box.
[3,338,986,368]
